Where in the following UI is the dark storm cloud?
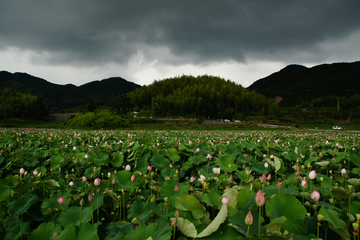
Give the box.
[1,0,359,66]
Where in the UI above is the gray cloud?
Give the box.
[1,0,360,68]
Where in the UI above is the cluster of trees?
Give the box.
[0,88,48,120]
[298,94,360,110]
[121,75,275,119]
[65,109,129,129]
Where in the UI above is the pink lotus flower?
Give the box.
[206,153,212,159]
[259,173,266,183]
[213,167,220,175]
[264,162,269,168]
[222,196,229,205]
[94,178,100,186]
[309,170,317,180]
[189,176,196,182]
[255,189,265,206]
[245,210,253,225]
[82,176,87,182]
[198,175,206,182]
[125,164,131,171]
[341,168,346,175]
[57,196,66,205]
[33,170,38,176]
[311,190,320,202]
[267,174,271,181]
[131,174,136,181]
[147,165,152,171]
[19,168,25,174]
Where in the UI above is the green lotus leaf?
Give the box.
[58,206,92,227]
[28,222,62,240]
[41,193,70,215]
[160,179,189,203]
[199,221,241,240]
[113,171,139,192]
[50,155,64,170]
[150,154,170,170]
[202,190,221,208]
[133,155,149,173]
[92,152,109,166]
[171,217,197,238]
[196,204,228,238]
[318,206,350,240]
[349,153,360,167]
[0,180,12,202]
[215,155,238,172]
[238,188,255,211]
[105,221,133,238]
[111,154,124,168]
[128,199,150,224]
[3,218,31,240]
[264,216,287,234]
[56,222,99,240]
[222,188,240,209]
[265,194,307,234]
[124,223,171,240]
[347,178,360,189]
[8,192,37,216]
[166,148,181,162]
[175,194,206,219]
[154,217,173,232]
[229,210,265,236]
[351,201,360,216]
[331,186,348,199]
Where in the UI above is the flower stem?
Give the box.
[247,225,250,238]
[258,207,261,237]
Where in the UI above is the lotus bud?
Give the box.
[37,172,42,177]
[309,170,317,180]
[267,174,271,181]
[171,219,176,227]
[229,175,233,182]
[33,170,38,176]
[264,162,269,168]
[107,172,111,178]
[125,164,131,171]
[147,166,152,171]
[301,180,308,189]
[245,210,253,225]
[311,190,320,202]
[259,173,266,183]
[170,163,173,169]
[212,167,220,175]
[57,196,66,205]
[353,223,359,231]
[69,181,74,187]
[174,184,179,192]
[276,181,281,190]
[112,178,116,185]
[341,168,347,175]
[317,214,324,222]
[94,178,100,186]
[222,196,229,205]
[190,176,196,182]
[82,176,87,182]
[255,189,265,206]
[97,187,101,194]
[19,168,25,175]
[320,177,324,182]
[131,217,139,225]
[175,209,179,218]
[131,174,136,181]
[79,198,85,206]
[54,231,57,236]
[88,193,94,202]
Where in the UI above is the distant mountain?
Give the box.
[0,71,141,109]
[247,61,360,107]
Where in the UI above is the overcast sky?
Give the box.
[1,1,360,87]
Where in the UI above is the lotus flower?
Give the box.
[189,176,196,182]
[213,167,220,175]
[82,176,87,182]
[245,210,253,225]
[19,168,25,174]
[341,168,347,175]
[33,170,38,176]
[147,165,152,171]
[264,162,269,168]
[88,193,94,202]
[301,180,308,189]
[69,181,74,187]
[174,184,179,192]
[222,196,229,205]
[255,189,265,206]
[131,174,136,182]
[57,196,66,205]
[259,173,266,183]
[125,164,131,171]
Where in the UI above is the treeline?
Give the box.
[118,75,275,119]
[298,94,360,110]
[0,88,48,120]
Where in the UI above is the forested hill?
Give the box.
[127,75,274,119]
[0,71,141,109]
[248,61,360,107]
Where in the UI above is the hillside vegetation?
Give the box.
[124,75,274,119]
[248,61,360,107]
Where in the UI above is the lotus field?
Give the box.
[1,128,360,240]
